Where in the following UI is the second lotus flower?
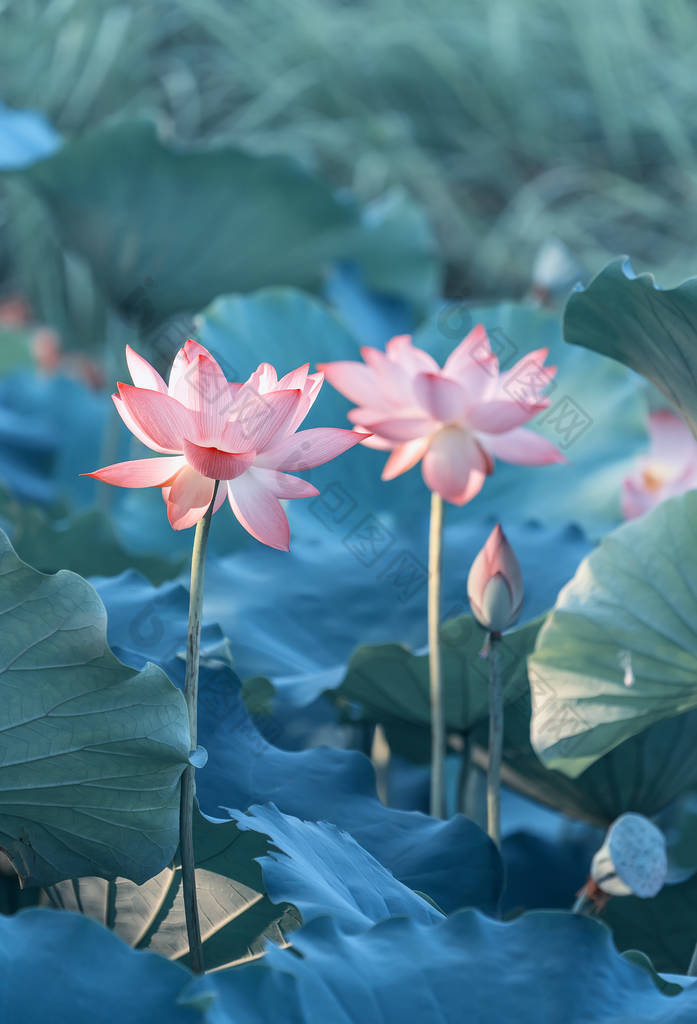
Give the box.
[319,326,565,505]
[86,340,366,549]
[622,409,697,519]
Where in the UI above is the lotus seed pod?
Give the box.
[591,813,667,899]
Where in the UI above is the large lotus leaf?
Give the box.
[16,121,438,340]
[600,872,697,976]
[477,686,697,826]
[348,188,440,311]
[0,382,56,504]
[501,826,600,914]
[180,659,502,916]
[0,370,113,508]
[4,906,694,1023]
[414,301,648,536]
[207,518,586,759]
[563,257,697,435]
[0,488,184,584]
[92,571,224,668]
[211,910,697,1023]
[349,607,697,825]
[19,122,351,327]
[0,908,201,1024]
[93,572,503,915]
[324,262,414,348]
[230,803,443,933]
[337,616,539,746]
[48,807,297,972]
[529,491,697,777]
[654,793,697,882]
[0,531,190,886]
[201,519,591,713]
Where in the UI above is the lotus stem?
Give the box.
[456,732,472,815]
[428,491,445,818]
[487,632,503,847]
[572,883,591,915]
[687,939,697,976]
[180,481,218,975]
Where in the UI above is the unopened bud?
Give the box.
[467,523,523,633]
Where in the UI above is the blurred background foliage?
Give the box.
[2,0,697,309]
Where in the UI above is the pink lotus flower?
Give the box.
[0,295,31,326]
[85,340,366,549]
[318,326,564,505]
[622,410,697,519]
[467,523,523,634]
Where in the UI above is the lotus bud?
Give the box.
[467,524,523,634]
[591,813,667,899]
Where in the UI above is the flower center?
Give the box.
[182,438,256,480]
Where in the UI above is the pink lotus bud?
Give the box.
[30,328,61,374]
[0,296,31,326]
[467,523,523,633]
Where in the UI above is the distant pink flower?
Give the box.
[85,340,366,548]
[30,328,61,374]
[0,296,31,326]
[622,410,697,519]
[318,327,564,505]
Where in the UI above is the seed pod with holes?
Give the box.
[591,813,667,899]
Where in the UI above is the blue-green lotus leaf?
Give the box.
[0,531,189,886]
[564,257,697,435]
[211,910,696,1022]
[530,491,697,776]
[47,806,297,972]
[0,909,200,1023]
[229,803,443,933]
[18,121,439,339]
[94,571,503,915]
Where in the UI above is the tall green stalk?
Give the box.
[180,481,219,975]
[487,632,503,847]
[428,491,445,818]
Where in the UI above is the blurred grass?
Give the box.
[3,0,697,297]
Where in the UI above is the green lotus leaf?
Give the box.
[339,602,697,825]
[564,257,697,435]
[16,121,438,350]
[46,806,298,972]
[212,910,694,1021]
[0,530,189,885]
[601,872,697,976]
[337,616,537,741]
[0,486,184,583]
[530,491,697,776]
